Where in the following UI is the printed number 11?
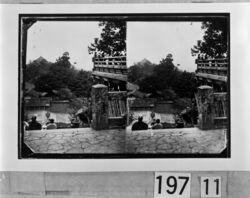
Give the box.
[204,178,219,195]
[201,177,221,197]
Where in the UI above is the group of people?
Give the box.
[131,107,198,131]
[24,116,57,131]
[131,112,163,131]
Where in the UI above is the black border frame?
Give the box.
[18,13,230,159]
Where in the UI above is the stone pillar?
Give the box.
[91,84,109,130]
[196,85,214,130]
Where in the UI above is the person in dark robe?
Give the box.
[131,116,148,131]
[152,119,163,129]
[71,118,80,128]
[46,119,57,130]
[28,116,42,130]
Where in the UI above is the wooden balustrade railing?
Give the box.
[107,91,127,128]
[93,56,127,75]
[195,90,228,129]
[92,56,127,81]
[196,58,228,77]
[108,91,127,119]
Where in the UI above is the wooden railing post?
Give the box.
[196,85,214,130]
[91,84,109,130]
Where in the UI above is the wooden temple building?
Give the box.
[195,58,228,92]
[91,56,127,129]
[92,56,127,91]
[195,58,229,130]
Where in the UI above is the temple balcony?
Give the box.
[195,58,228,83]
[92,56,127,82]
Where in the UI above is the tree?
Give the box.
[191,19,228,58]
[25,57,52,83]
[174,71,196,99]
[162,88,178,101]
[34,73,62,95]
[28,52,93,99]
[70,70,93,97]
[53,52,71,69]
[138,54,197,100]
[128,59,155,84]
[154,54,179,88]
[139,54,180,96]
[88,20,126,56]
[34,52,77,96]
[57,88,74,99]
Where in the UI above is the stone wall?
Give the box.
[0,171,249,198]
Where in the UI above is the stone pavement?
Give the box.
[126,127,226,154]
[24,128,125,153]
[24,127,227,154]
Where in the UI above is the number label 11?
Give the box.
[154,172,191,198]
[201,176,221,197]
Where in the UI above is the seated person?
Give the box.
[42,118,50,130]
[152,119,163,129]
[148,111,156,126]
[46,119,57,130]
[131,116,148,131]
[78,113,90,127]
[23,121,29,132]
[28,116,42,130]
[71,118,80,128]
[175,114,184,128]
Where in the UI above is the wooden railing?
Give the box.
[195,91,228,129]
[196,58,228,78]
[93,56,127,75]
[108,91,127,128]
[213,92,227,118]
[212,92,228,128]
[108,91,127,118]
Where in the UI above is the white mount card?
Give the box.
[154,172,191,198]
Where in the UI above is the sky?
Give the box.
[127,22,204,72]
[26,21,204,72]
[26,21,101,71]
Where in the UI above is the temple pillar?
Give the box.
[91,84,109,130]
[196,85,214,130]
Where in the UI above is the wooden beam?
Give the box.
[92,71,127,82]
[196,72,227,82]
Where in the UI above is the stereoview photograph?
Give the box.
[19,14,230,158]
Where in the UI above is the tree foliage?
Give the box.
[136,54,196,100]
[25,57,52,83]
[26,52,93,99]
[88,20,126,56]
[70,70,93,97]
[34,52,76,95]
[57,88,74,99]
[128,59,155,84]
[53,52,71,69]
[139,54,178,94]
[191,19,228,58]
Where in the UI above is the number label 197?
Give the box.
[201,176,221,197]
[154,172,191,198]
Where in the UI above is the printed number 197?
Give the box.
[154,172,191,198]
